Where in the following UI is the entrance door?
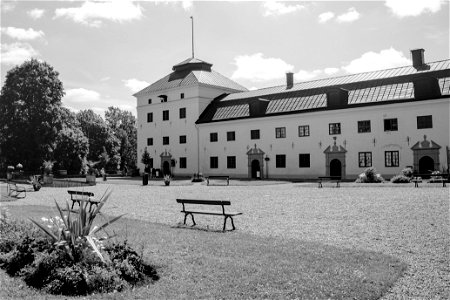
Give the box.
[163,161,171,176]
[419,156,434,175]
[251,159,261,179]
[330,159,342,177]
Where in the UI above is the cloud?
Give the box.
[1,27,45,41]
[27,8,45,19]
[1,1,16,12]
[318,11,335,23]
[123,78,150,93]
[342,48,411,73]
[294,70,322,81]
[231,53,294,82]
[385,0,444,17]
[64,88,101,103]
[1,43,39,65]
[182,0,193,11]
[263,1,305,17]
[324,67,340,75]
[336,7,360,23]
[54,0,143,27]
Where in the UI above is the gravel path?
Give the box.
[1,180,448,299]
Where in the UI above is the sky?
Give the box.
[1,0,449,117]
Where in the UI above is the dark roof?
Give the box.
[197,60,450,124]
[134,57,247,96]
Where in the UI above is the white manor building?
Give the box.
[134,49,450,180]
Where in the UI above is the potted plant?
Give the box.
[164,175,171,186]
[85,162,98,185]
[43,160,54,184]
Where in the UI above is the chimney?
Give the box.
[286,72,294,89]
[411,49,425,69]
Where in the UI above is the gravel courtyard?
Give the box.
[1,179,449,299]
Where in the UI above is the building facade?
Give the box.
[135,49,450,179]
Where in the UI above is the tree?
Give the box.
[141,148,151,172]
[105,107,137,170]
[0,59,64,171]
[76,109,120,170]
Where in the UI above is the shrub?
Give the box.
[390,175,411,183]
[401,167,413,178]
[355,167,384,183]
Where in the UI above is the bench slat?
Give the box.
[177,199,231,206]
[181,210,242,216]
[68,190,94,196]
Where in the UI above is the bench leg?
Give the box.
[223,216,236,231]
[183,213,196,226]
[336,181,340,188]
[318,181,322,188]
[415,181,419,188]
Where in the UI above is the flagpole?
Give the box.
[190,16,194,58]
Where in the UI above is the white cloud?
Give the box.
[294,70,322,81]
[385,0,443,17]
[336,7,360,23]
[182,0,193,11]
[64,88,101,103]
[342,48,411,73]
[123,78,150,93]
[54,0,143,27]
[263,1,305,17]
[231,53,294,82]
[318,11,335,23]
[27,8,45,20]
[0,43,39,65]
[324,67,340,75]
[1,1,16,12]
[1,27,45,41]
[100,76,111,82]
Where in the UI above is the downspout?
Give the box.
[196,123,200,174]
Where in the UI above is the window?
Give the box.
[159,95,167,103]
[417,115,432,129]
[147,112,153,123]
[180,93,185,99]
[210,156,218,169]
[298,125,310,137]
[179,135,186,144]
[162,136,169,145]
[276,155,286,168]
[385,151,399,167]
[147,138,153,146]
[210,132,218,142]
[148,99,152,104]
[162,110,169,121]
[329,123,341,135]
[227,131,236,141]
[227,156,236,169]
[179,107,186,119]
[358,152,372,167]
[275,127,286,138]
[299,154,310,168]
[358,120,371,133]
[179,157,187,169]
[251,129,260,140]
[384,118,398,131]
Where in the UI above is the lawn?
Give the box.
[0,180,448,299]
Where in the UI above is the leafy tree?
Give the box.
[105,107,137,170]
[141,148,151,172]
[53,108,89,174]
[0,59,64,171]
[76,109,120,170]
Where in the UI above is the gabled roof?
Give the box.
[133,57,247,96]
[196,60,450,124]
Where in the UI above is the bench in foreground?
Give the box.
[67,190,98,212]
[176,199,242,231]
[412,173,448,188]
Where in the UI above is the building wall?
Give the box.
[197,98,449,179]
[136,84,241,175]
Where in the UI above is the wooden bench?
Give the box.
[412,173,448,188]
[67,190,98,212]
[206,176,230,186]
[7,182,26,198]
[318,176,341,188]
[176,199,242,231]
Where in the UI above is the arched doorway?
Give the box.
[251,159,261,179]
[419,156,434,175]
[330,159,342,177]
[163,161,171,176]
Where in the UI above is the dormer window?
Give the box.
[159,95,168,103]
[181,93,185,99]
[148,98,152,104]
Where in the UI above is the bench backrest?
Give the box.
[67,190,94,197]
[176,199,231,206]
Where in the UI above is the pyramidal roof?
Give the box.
[133,57,247,96]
